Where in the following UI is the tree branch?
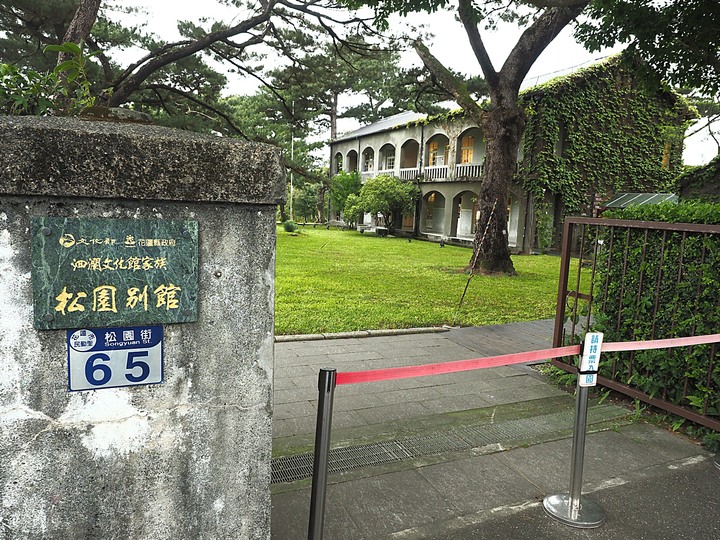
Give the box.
[85,36,114,86]
[59,0,101,64]
[143,83,252,138]
[520,0,588,7]
[457,0,499,89]
[112,40,194,88]
[413,39,486,126]
[685,114,720,139]
[501,2,589,93]
[141,81,325,186]
[107,2,278,106]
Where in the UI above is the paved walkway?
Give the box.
[271,321,719,539]
[273,320,557,441]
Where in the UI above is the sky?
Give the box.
[116,1,716,166]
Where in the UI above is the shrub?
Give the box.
[283,220,298,233]
[330,170,361,217]
[0,64,57,115]
[343,193,361,228]
[358,174,419,231]
[0,42,97,116]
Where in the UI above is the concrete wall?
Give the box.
[0,116,284,539]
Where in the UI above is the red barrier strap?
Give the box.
[334,333,720,386]
[601,333,720,352]
[335,345,580,385]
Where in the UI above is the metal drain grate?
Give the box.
[271,404,628,484]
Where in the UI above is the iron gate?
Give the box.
[552,217,720,431]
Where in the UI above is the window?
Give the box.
[429,141,447,166]
[460,135,474,164]
[555,122,568,157]
[429,141,439,165]
[380,146,395,171]
[363,152,374,171]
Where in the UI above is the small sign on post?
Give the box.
[543,331,606,528]
[67,325,163,391]
[579,332,603,387]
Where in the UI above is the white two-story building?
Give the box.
[329,56,695,252]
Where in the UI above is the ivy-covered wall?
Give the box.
[678,154,720,203]
[518,55,697,214]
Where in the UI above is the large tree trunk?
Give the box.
[60,0,101,57]
[413,1,588,274]
[330,92,339,141]
[472,104,525,274]
[316,187,325,223]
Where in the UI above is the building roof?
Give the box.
[602,193,678,208]
[332,111,427,143]
[520,54,696,121]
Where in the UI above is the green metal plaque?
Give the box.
[31,217,198,330]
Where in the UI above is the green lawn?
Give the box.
[275,227,564,335]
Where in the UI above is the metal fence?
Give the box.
[552,217,720,431]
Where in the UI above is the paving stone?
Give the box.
[418,454,543,513]
[327,469,460,537]
[271,321,717,540]
[273,387,317,405]
[271,485,361,539]
[274,400,317,420]
[419,394,495,414]
[355,402,436,425]
[272,416,317,439]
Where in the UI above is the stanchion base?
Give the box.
[543,494,606,528]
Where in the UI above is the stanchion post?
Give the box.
[308,368,337,540]
[544,332,606,528]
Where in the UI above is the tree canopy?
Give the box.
[358,174,420,231]
[1,0,475,224]
[345,0,719,273]
[576,0,720,99]
[0,1,383,130]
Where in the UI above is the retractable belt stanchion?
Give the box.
[308,368,337,540]
[300,333,720,536]
[544,332,606,528]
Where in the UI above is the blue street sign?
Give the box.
[67,325,163,391]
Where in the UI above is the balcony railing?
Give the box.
[377,168,395,176]
[361,171,376,182]
[423,165,448,180]
[455,163,484,179]
[399,168,420,181]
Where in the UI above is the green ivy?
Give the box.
[518,55,697,212]
[677,155,720,203]
[593,202,720,442]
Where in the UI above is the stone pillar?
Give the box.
[0,116,284,539]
